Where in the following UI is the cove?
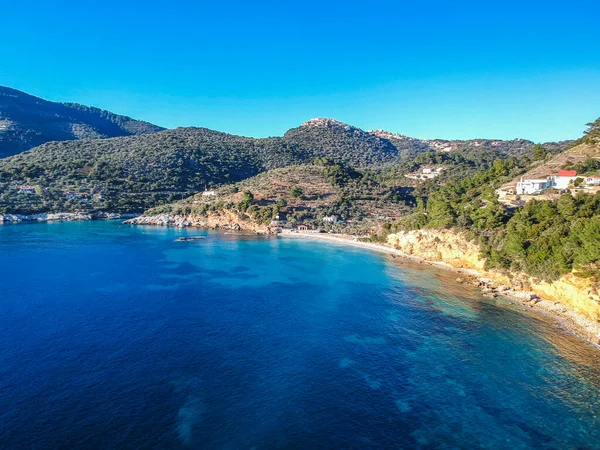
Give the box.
[1,221,599,448]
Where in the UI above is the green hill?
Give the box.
[0,115,571,215]
[0,86,164,158]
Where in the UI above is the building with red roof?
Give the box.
[557,170,577,177]
[17,185,35,194]
[552,170,578,190]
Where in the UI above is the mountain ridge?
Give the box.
[0,86,165,158]
[0,116,572,214]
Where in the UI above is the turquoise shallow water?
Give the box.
[1,221,600,449]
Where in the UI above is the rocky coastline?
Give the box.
[124,212,275,234]
[0,212,139,223]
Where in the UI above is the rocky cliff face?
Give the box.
[125,210,273,234]
[386,229,486,271]
[387,229,600,328]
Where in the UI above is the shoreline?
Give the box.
[27,212,597,349]
[0,212,139,223]
[278,231,600,347]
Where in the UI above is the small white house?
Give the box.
[422,166,444,175]
[17,185,35,194]
[269,213,288,227]
[516,178,549,195]
[585,176,600,186]
[323,215,338,223]
[201,190,217,197]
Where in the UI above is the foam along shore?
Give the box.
[0,212,139,222]
[278,230,600,347]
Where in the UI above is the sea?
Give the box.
[1,221,599,449]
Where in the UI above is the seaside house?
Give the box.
[297,225,308,232]
[202,190,217,197]
[17,185,35,194]
[269,212,288,228]
[323,215,338,223]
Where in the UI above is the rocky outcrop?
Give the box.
[0,212,139,222]
[387,229,600,343]
[125,210,274,234]
[125,214,190,227]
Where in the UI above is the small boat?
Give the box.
[176,236,206,241]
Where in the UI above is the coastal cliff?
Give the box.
[387,230,600,341]
[125,211,273,234]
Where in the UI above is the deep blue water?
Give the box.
[1,222,600,449]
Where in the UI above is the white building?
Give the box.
[269,213,288,227]
[422,166,444,175]
[17,185,35,194]
[323,215,338,223]
[515,178,549,195]
[201,190,217,197]
[516,170,582,195]
[549,170,578,190]
[585,176,600,186]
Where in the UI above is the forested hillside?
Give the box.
[0,114,570,214]
[0,86,164,158]
[0,128,285,213]
[385,118,600,282]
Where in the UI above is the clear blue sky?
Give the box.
[2,0,599,142]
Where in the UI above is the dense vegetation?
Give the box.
[384,119,600,282]
[483,194,600,280]
[0,114,571,214]
[281,120,400,166]
[0,86,164,158]
[0,128,294,214]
